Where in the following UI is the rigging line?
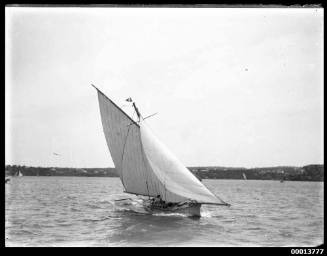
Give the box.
[139,128,151,198]
[120,106,136,191]
[129,106,152,198]
[143,127,162,198]
[120,118,133,190]
[143,112,158,120]
[164,177,167,202]
[185,165,228,204]
[140,143,151,198]
[190,169,228,204]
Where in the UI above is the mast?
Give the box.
[132,102,142,121]
[131,101,170,200]
[131,100,158,198]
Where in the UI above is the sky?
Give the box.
[5,7,324,168]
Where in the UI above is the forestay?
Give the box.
[95,86,228,205]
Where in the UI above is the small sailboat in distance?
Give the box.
[242,173,247,180]
[92,84,230,217]
[280,170,285,183]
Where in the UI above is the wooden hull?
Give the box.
[144,202,201,217]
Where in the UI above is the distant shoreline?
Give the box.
[5,164,324,182]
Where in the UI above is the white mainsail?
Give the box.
[95,86,228,205]
[96,89,176,200]
[242,173,247,180]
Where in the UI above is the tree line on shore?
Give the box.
[5,164,323,181]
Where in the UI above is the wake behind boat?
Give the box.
[92,84,230,217]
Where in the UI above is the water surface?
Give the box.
[5,177,323,247]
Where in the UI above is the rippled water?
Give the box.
[5,177,323,247]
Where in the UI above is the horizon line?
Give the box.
[5,163,324,169]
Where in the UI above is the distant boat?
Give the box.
[280,170,285,183]
[242,173,247,180]
[16,170,23,177]
[80,169,87,173]
[92,84,230,217]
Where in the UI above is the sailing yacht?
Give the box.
[92,84,230,217]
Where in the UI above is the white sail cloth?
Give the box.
[140,121,226,204]
[97,90,184,201]
[96,88,227,205]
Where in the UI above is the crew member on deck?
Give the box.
[154,195,161,204]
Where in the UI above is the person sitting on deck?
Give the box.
[154,195,161,204]
[152,195,167,207]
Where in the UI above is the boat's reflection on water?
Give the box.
[105,207,201,246]
[101,195,203,246]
